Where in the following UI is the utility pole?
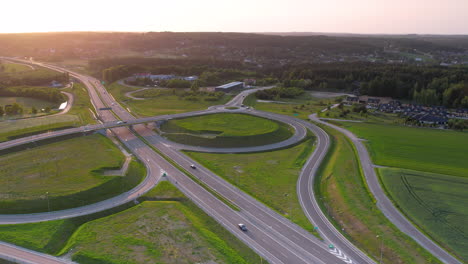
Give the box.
[46,192,50,212]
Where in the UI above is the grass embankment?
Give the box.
[185,136,319,235]
[160,113,294,148]
[0,134,144,213]
[107,82,232,117]
[0,181,260,264]
[0,83,96,142]
[337,122,468,178]
[315,124,442,263]
[245,93,337,120]
[379,168,468,261]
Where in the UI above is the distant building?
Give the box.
[215,82,244,93]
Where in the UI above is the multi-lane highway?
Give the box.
[0,58,353,263]
[0,57,458,264]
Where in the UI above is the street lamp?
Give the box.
[376,235,383,264]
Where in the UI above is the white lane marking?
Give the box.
[329,247,353,263]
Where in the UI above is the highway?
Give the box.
[0,57,457,264]
[0,58,350,263]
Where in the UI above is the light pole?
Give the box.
[46,192,50,212]
[376,235,383,263]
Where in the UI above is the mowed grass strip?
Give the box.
[0,134,145,213]
[185,137,319,235]
[107,83,232,117]
[378,168,468,261]
[0,182,261,264]
[336,122,468,177]
[315,124,442,264]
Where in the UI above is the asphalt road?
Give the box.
[0,58,348,263]
[0,57,457,264]
[310,114,462,264]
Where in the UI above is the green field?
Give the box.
[185,137,319,234]
[107,82,232,117]
[245,93,338,120]
[379,168,468,261]
[0,181,260,264]
[0,134,144,213]
[315,124,441,263]
[161,113,294,148]
[336,122,468,177]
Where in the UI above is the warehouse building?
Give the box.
[215,81,244,92]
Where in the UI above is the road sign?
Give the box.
[101,81,106,85]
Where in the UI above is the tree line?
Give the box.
[0,86,65,104]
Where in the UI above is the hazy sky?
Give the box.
[1,0,467,34]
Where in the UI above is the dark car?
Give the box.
[238,223,247,232]
[190,164,196,169]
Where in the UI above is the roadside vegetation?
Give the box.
[106,82,232,117]
[184,136,319,235]
[318,104,404,123]
[315,124,442,263]
[378,168,467,261]
[160,113,293,147]
[0,134,144,213]
[0,181,260,264]
[245,92,337,120]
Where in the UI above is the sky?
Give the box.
[0,0,467,34]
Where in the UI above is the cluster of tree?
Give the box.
[280,62,468,108]
[0,86,65,104]
[159,79,191,89]
[255,87,304,100]
[447,119,468,131]
[0,103,51,117]
[177,90,225,102]
[0,68,69,87]
[101,59,259,87]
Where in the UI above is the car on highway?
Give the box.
[238,223,247,231]
[190,164,196,169]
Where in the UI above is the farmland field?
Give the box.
[0,181,260,264]
[336,122,468,177]
[160,113,293,147]
[315,124,440,264]
[0,134,144,213]
[107,82,232,117]
[378,168,468,261]
[184,137,319,234]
